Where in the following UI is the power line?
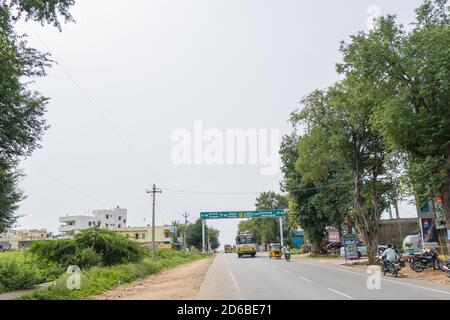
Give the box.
[164,179,356,196]
[23,163,108,206]
[25,22,139,157]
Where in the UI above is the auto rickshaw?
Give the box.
[269,243,282,259]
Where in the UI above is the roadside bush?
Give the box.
[0,252,62,293]
[22,250,209,300]
[0,259,37,292]
[28,228,146,269]
[74,228,145,266]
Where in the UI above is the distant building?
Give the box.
[0,229,47,251]
[0,232,19,251]
[113,226,173,246]
[59,206,128,236]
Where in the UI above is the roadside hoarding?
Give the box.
[420,218,439,248]
[328,229,340,243]
[343,234,359,260]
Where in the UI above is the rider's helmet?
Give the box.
[387,244,392,249]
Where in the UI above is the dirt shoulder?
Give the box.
[96,257,214,300]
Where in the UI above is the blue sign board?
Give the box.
[200,210,285,220]
[343,234,359,260]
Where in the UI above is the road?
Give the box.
[196,253,450,300]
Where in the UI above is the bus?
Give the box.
[236,233,257,258]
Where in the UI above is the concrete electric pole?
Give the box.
[182,211,189,251]
[147,184,162,260]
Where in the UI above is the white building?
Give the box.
[59,206,128,236]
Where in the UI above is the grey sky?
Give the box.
[16,0,423,247]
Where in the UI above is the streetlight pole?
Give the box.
[147,184,162,260]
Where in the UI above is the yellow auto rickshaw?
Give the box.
[269,243,282,259]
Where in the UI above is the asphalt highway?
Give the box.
[196,253,450,300]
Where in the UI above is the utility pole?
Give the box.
[182,211,189,251]
[147,184,162,260]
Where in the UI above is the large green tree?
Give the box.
[0,0,74,232]
[288,79,392,263]
[338,0,450,251]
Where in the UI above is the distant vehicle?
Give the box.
[236,233,256,258]
[224,244,232,253]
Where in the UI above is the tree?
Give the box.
[0,0,75,231]
[338,0,450,251]
[185,219,220,251]
[287,79,391,263]
[280,125,352,254]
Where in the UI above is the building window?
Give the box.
[88,222,92,226]
[164,231,170,238]
[123,219,126,224]
[106,214,109,219]
[118,224,121,228]
[118,216,122,221]
[106,224,109,227]
[141,234,145,239]
[135,234,139,240]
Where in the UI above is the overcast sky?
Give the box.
[15,0,423,247]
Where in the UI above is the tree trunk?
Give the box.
[353,172,380,265]
[394,201,400,219]
[441,143,450,254]
[311,240,321,255]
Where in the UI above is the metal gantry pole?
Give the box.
[202,219,206,253]
[147,184,162,260]
[279,217,284,247]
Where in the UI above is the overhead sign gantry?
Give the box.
[199,209,287,252]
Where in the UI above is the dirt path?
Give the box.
[96,257,213,300]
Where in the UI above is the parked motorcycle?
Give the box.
[442,259,450,278]
[409,249,446,273]
[381,256,403,278]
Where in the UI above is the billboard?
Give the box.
[328,230,340,243]
[420,218,439,248]
[343,234,359,259]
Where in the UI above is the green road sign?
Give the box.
[200,209,285,220]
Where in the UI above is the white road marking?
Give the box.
[224,255,244,300]
[327,288,353,299]
[299,276,312,283]
[282,269,292,274]
[298,260,450,296]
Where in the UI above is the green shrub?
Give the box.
[21,250,208,300]
[28,228,146,269]
[0,252,62,293]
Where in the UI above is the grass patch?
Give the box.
[19,250,210,300]
[309,252,341,259]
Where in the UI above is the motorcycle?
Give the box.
[381,256,403,278]
[442,259,450,278]
[285,249,291,262]
[409,250,446,273]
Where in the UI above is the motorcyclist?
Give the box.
[381,244,398,270]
